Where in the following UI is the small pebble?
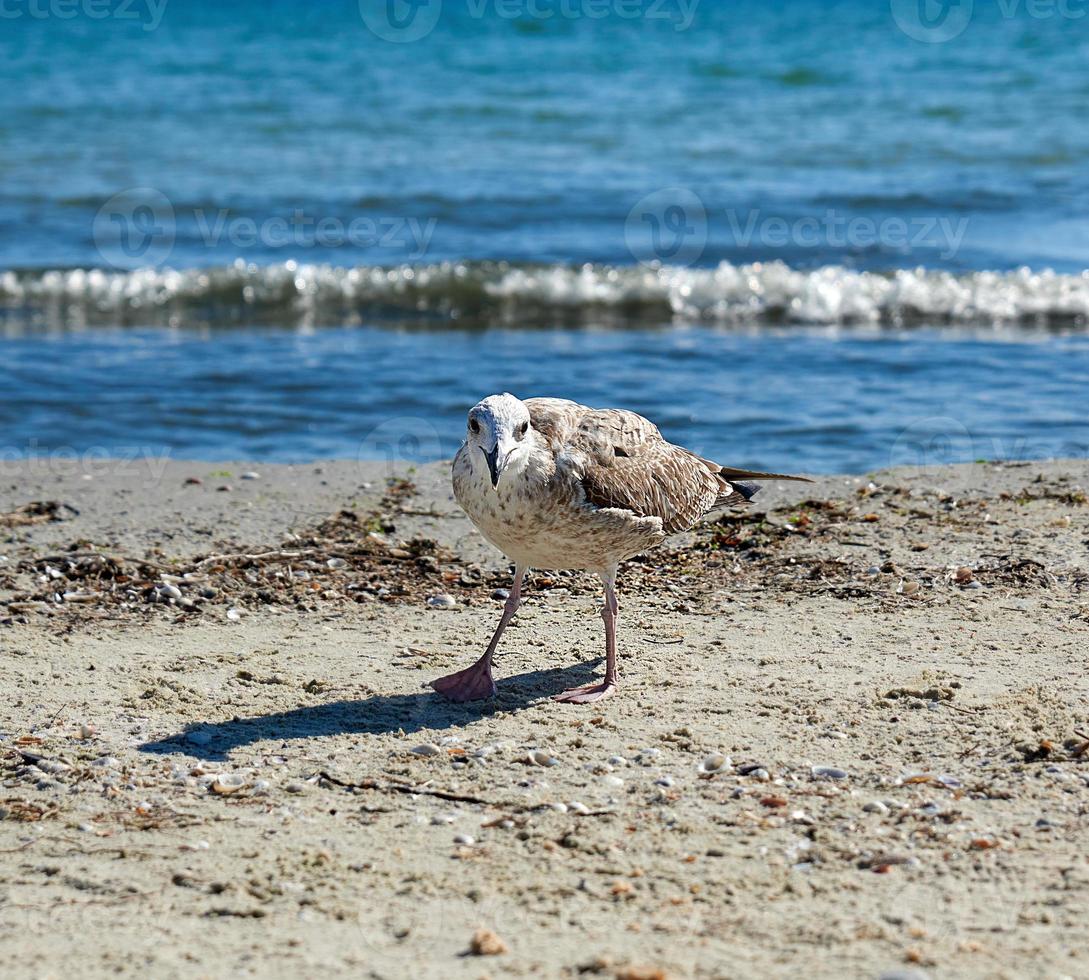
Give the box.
[453,833,475,845]
[527,749,558,767]
[91,755,119,768]
[699,753,731,774]
[811,766,849,780]
[863,801,889,814]
[226,608,242,621]
[284,781,306,794]
[411,744,442,757]
[427,594,457,609]
[568,801,590,814]
[79,724,96,739]
[241,471,260,480]
[491,589,510,600]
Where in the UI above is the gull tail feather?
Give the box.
[716,467,814,483]
[713,467,813,508]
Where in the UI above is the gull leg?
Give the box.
[553,567,620,704]
[431,566,526,702]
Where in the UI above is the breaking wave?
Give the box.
[3,260,1089,329]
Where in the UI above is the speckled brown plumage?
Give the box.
[436,393,811,703]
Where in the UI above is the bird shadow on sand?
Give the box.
[139,659,603,762]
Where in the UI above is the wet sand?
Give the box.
[1,457,1087,979]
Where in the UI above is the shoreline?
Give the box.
[1,457,1087,978]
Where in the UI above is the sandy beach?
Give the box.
[0,456,1086,979]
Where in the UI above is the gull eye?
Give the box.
[469,418,480,434]
[517,422,529,438]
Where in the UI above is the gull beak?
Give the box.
[481,445,501,489]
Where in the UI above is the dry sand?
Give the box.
[0,456,1087,979]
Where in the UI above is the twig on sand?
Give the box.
[318,771,501,806]
[195,549,320,567]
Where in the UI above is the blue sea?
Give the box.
[1,0,1088,473]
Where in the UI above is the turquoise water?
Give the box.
[1,1,1088,468]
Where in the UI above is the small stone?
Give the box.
[411,744,442,757]
[427,594,457,609]
[431,812,456,825]
[491,589,510,600]
[284,781,306,794]
[241,471,260,480]
[79,724,96,739]
[811,766,849,780]
[453,833,475,845]
[699,753,730,775]
[226,608,242,621]
[158,584,182,600]
[600,774,624,788]
[91,755,119,768]
[863,801,889,814]
[468,927,507,956]
[568,801,590,815]
[527,749,558,767]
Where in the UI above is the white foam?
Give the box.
[3,259,1088,327]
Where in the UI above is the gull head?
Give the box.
[466,393,532,490]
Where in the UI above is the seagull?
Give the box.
[432,394,811,704]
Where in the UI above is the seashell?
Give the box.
[897,579,920,596]
[547,802,568,813]
[431,812,457,825]
[567,801,590,815]
[284,781,306,794]
[607,755,627,767]
[79,724,96,739]
[241,471,260,480]
[453,834,475,845]
[954,566,974,584]
[158,584,182,600]
[811,765,849,780]
[863,801,889,814]
[654,775,674,787]
[427,594,457,609]
[699,753,731,775]
[226,607,242,621]
[411,743,442,757]
[599,774,624,788]
[326,557,346,569]
[251,780,271,795]
[62,592,96,604]
[211,773,247,795]
[527,749,557,767]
